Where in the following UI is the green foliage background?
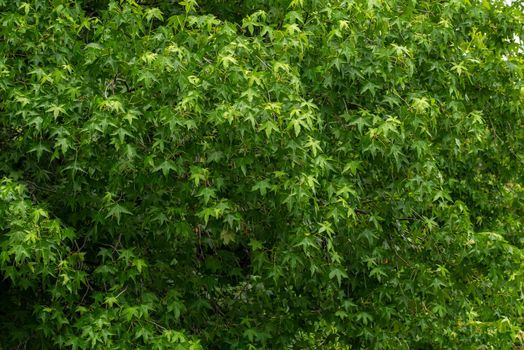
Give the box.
[0,0,523,348]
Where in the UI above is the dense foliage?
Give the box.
[1,0,523,348]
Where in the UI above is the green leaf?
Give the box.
[105,204,132,224]
[145,8,163,22]
[29,143,51,160]
[251,179,271,196]
[220,229,235,245]
[328,268,348,286]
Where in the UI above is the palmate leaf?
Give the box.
[196,187,216,204]
[154,160,178,177]
[251,179,271,196]
[29,143,51,160]
[105,203,132,224]
[144,8,163,22]
[328,267,348,287]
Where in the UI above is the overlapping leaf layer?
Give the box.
[0,0,523,348]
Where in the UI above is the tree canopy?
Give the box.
[0,0,523,348]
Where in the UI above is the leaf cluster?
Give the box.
[0,0,523,349]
